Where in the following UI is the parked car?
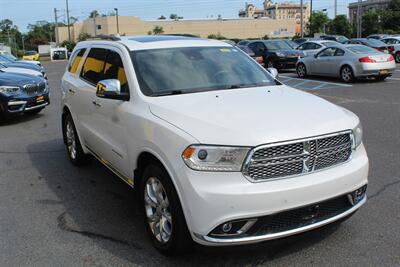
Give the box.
[22,50,40,61]
[292,38,312,45]
[0,51,42,66]
[297,40,339,57]
[0,62,45,78]
[296,44,396,82]
[381,36,400,63]
[237,45,264,65]
[61,35,368,255]
[345,38,394,54]
[367,34,390,40]
[320,35,349,44]
[281,39,299,49]
[0,72,49,120]
[246,39,305,69]
[0,55,46,78]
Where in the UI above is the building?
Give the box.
[56,15,297,43]
[348,0,390,23]
[239,0,310,26]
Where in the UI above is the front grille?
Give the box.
[243,132,353,181]
[23,82,46,96]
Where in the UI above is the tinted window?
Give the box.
[347,45,380,54]
[364,39,386,46]
[131,47,276,96]
[25,51,37,56]
[297,43,307,50]
[80,48,108,85]
[334,48,345,56]
[318,48,336,57]
[68,48,86,73]
[103,51,129,93]
[322,42,337,47]
[263,40,292,51]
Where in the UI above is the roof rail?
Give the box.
[161,34,200,38]
[87,35,121,41]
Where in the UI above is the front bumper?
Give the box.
[273,57,300,69]
[175,144,368,246]
[1,93,50,117]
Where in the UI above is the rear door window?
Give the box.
[80,48,108,85]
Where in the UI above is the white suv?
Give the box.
[61,35,369,255]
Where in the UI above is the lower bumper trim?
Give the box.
[194,196,366,246]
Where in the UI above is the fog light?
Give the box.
[222,223,232,233]
[348,185,367,205]
[210,219,257,237]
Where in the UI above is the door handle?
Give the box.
[92,100,101,107]
[68,88,76,94]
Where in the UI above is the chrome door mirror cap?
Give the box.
[96,79,128,101]
[267,67,278,78]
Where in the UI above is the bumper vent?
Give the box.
[243,132,353,181]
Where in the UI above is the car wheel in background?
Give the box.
[340,65,355,83]
[375,75,389,81]
[140,163,193,256]
[296,63,307,78]
[395,52,400,63]
[62,113,91,166]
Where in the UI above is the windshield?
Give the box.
[347,45,379,54]
[25,51,37,56]
[131,46,276,96]
[364,39,386,46]
[263,40,292,51]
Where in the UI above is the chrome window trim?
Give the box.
[242,130,354,183]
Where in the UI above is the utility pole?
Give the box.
[300,0,304,37]
[93,16,97,36]
[66,0,71,41]
[114,8,119,34]
[21,36,25,54]
[310,0,313,36]
[357,0,362,38]
[54,8,59,44]
[334,0,337,17]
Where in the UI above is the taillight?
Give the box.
[359,57,376,63]
[388,55,394,62]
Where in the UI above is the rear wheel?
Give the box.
[340,65,355,83]
[296,63,307,78]
[62,113,91,166]
[140,163,192,256]
[395,52,400,63]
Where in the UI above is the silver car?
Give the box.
[296,40,339,57]
[296,45,396,82]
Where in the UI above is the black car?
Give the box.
[0,71,50,120]
[345,38,395,54]
[0,55,46,78]
[246,40,305,70]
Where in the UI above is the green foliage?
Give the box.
[152,26,164,35]
[169,14,183,20]
[207,33,226,40]
[261,34,269,40]
[328,15,352,37]
[61,40,76,52]
[78,32,91,42]
[361,11,382,36]
[307,11,329,35]
[158,15,166,20]
[380,0,400,33]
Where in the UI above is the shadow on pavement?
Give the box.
[28,138,344,266]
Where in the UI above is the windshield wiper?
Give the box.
[151,90,184,97]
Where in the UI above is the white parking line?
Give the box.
[387,77,400,81]
[279,75,353,87]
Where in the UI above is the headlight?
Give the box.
[352,123,363,148]
[276,52,285,57]
[0,86,20,95]
[182,145,250,172]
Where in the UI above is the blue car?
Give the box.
[0,72,50,120]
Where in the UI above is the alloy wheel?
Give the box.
[144,177,172,243]
[341,67,353,82]
[66,120,77,160]
[297,64,306,77]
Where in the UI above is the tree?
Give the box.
[306,11,329,35]
[89,10,100,18]
[381,0,400,33]
[25,21,56,49]
[327,15,352,37]
[362,11,382,36]
[158,15,166,20]
[169,14,183,20]
[152,26,164,35]
[61,40,76,52]
[78,32,91,42]
[207,33,226,40]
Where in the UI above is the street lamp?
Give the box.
[114,8,119,34]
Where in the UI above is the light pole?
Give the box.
[300,0,304,37]
[114,8,119,34]
[66,0,71,41]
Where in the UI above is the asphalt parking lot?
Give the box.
[1,61,399,266]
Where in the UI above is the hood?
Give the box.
[148,86,359,146]
[1,67,42,77]
[0,72,44,87]
[18,59,41,66]
[5,62,42,72]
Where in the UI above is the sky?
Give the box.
[0,0,354,32]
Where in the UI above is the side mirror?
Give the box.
[96,79,129,101]
[267,67,278,78]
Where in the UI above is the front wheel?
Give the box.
[296,63,307,78]
[340,66,355,83]
[140,163,192,255]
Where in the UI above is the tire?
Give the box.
[375,75,388,81]
[140,163,193,256]
[62,113,91,166]
[340,65,355,83]
[25,108,43,116]
[395,52,400,63]
[296,63,307,78]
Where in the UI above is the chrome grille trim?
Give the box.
[242,130,354,182]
